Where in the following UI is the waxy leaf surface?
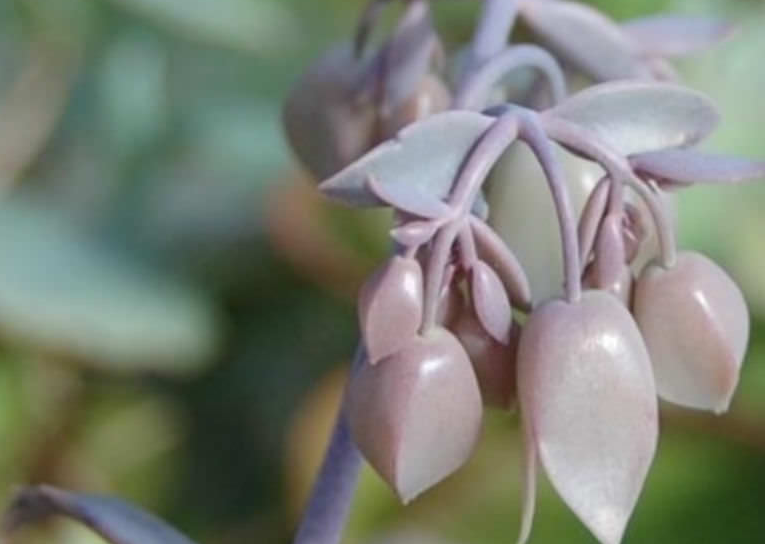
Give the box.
[630,149,765,187]
[622,15,735,58]
[544,81,719,155]
[471,260,513,345]
[320,111,493,208]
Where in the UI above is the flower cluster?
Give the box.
[283,1,765,544]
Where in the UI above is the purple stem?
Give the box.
[517,110,582,303]
[354,0,394,57]
[541,115,677,267]
[461,0,519,81]
[292,348,366,544]
[455,44,567,110]
[577,175,610,270]
[421,112,520,331]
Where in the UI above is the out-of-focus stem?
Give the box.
[455,44,566,110]
[292,348,366,544]
[461,0,519,81]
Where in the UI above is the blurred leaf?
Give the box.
[103,0,300,54]
[0,198,221,375]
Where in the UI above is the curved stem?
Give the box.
[461,0,519,82]
[541,116,677,268]
[293,347,366,544]
[455,44,567,110]
[354,0,394,57]
[421,112,520,332]
[458,220,478,269]
[517,110,582,303]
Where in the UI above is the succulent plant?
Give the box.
[5,1,764,544]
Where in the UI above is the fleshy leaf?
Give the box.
[471,261,513,345]
[543,81,719,155]
[2,485,198,544]
[366,174,451,218]
[633,251,749,413]
[517,291,658,544]
[517,422,537,544]
[319,111,493,208]
[518,0,650,82]
[390,220,439,247]
[630,149,765,187]
[348,328,483,503]
[358,256,424,363]
[622,15,735,58]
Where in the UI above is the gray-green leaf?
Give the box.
[543,81,719,155]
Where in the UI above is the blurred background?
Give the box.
[0,0,763,542]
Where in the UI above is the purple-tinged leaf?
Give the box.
[592,213,628,291]
[390,219,439,247]
[543,81,719,155]
[633,251,749,413]
[471,260,513,345]
[320,111,493,209]
[517,291,658,544]
[630,149,765,188]
[622,15,736,58]
[470,216,533,312]
[348,328,483,503]
[518,0,650,82]
[366,174,451,219]
[577,176,610,266]
[2,485,198,544]
[359,256,424,363]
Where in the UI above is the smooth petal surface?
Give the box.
[543,81,719,155]
[518,0,649,82]
[451,310,519,409]
[471,260,513,345]
[319,111,493,208]
[283,44,375,180]
[359,256,424,363]
[633,252,749,413]
[622,15,735,58]
[630,149,765,187]
[517,291,658,544]
[2,485,198,544]
[347,328,483,502]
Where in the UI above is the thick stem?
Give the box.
[454,44,567,110]
[517,110,582,303]
[461,0,519,81]
[541,116,677,268]
[421,113,520,331]
[293,348,366,544]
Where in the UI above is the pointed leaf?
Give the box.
[633,251,749,413]
[544,81,719,155]
[348,328,483,502]
[622,15,735,58]
[517,292,658,544]
[367,174,451,218]
[319,111,493,208]
[359,256,424,363]
[630,149,765,187]
[517,423,537,544]
[519,0,650,82]
[471,260,513,345]
[2,485,198,544]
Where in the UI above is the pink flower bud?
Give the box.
[633,251,749,413]
[358,256,424,364]
[347,328,483,503]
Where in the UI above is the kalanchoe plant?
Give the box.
[2,1,764,544]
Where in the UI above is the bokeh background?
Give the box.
[0,0,763,543]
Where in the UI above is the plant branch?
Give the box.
[461,0,520,81]
[292,347,366,544]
